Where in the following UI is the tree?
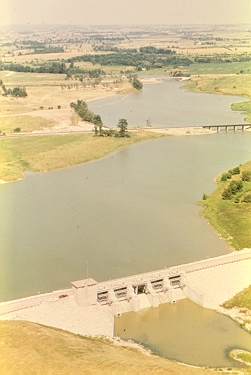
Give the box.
[117,118,129,137]
[93,114,103,136]
[132,77,143,90]
[242,170,251,182]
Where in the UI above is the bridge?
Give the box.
[202,123,251,131]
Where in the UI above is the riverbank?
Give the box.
[184,74,251,123]
[0,320,218,375]
[0,124,229,183]
[143,126,216,136]
[0,130,167,182]
[199,159,251,249]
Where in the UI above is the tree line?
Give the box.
[71,100,129,137]
[67,51,192,70]
[0,62,105,79]
[0,80,27,97]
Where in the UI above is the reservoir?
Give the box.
[1,79,251,367]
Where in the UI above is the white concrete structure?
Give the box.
[0,249,250,338]
[71,248,251,316]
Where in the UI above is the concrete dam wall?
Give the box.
[1,249,251,318]
[71,249,251,316]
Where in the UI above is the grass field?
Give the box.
[0,320,248,375]
[199,160,251,249]
[0,71,134,118]
[0,115,56,133]
[0,131,166,182]
[184,61,251,75]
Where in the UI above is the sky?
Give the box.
[0,0,251,26]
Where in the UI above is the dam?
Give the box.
[0,249,251,340]
[71,248,251,317]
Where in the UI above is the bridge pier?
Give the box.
[203,123,250,132]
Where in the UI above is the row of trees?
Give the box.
[221,169,251,202]
[0,62,105,80]
[67,51,192,70]
[70,100,129,137]
[0,80,27,97]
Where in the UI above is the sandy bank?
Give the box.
[144,126,216,136]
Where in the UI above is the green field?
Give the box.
[184,61,251,75]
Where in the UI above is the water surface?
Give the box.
[1,132,251,301]
[1,81,251,368]
[115,299,251,368]
[89,78,247,128]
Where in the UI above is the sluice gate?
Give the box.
[71,249,251,316]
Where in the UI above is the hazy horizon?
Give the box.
[1,0,251,27]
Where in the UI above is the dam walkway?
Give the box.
[72,249,251,317]
[0,249,251,338]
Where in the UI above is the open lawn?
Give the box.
[0,320,247,375]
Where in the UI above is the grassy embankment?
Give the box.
[223,285,251,365]
[1,320,248,375]
[199,160,251,249]
[184,73,251,249]
[0,131,165,182]
[184,73,251,122]
[0,70,164,182]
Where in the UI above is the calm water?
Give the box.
[1,80,251,367]
[115,299,251,368]
[88,78,247,128]
[1,132,251,301]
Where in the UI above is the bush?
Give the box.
[132,77,143,90]
[13,127,21,132]
[222,188,233,200]
[230,180,243,193]
[232,166,240,174]
[221,173,231,181]
[243,194,251,203]
[242,170,251,182]
[222,180,243,200]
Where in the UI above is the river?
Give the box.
[88,78,247,128]
[0,79,251,367]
